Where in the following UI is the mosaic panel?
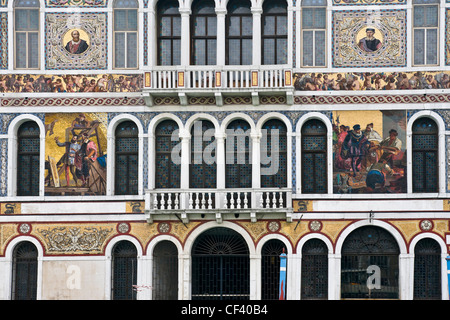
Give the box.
[333,0,406,5]
[0,74,142,93]
[46,0,107,7]
[0,13,7,70]
[45,12,108,70]
[0,0,5,7]
[332,9,407,68]
[446,9,450,66]
[333,110,407,194]
[44,113,107,196]
[0,139,7,196]
[293,71,450,91]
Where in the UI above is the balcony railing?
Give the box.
[144,188,293,223]
[143,65,293,91]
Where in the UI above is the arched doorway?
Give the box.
[301,239,328,300]
[152,240,178,300]
[413,238,441,300]
[341,226,400,299]
[191,227,250,300]
[261,239,287,300]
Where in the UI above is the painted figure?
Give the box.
[358,28,382,52]
[65,30,89,54]
[55,135,81,186]
[341,124,370,176]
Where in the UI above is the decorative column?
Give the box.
[251,131,261,209]
[180,130,191,210]
[251,7,262,66]
[216,8,227,66]
[179,8,191,66]
[215,132,226,209]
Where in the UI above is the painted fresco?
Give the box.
[45,113,107,196]
[293,71,450,91]
[332,10,407,68]
[333,110,407,194]
[0,74,142,93]
[45,13,107,70]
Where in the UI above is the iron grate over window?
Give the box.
[152,241,178,300]
[192,228,249,300]
[115,121,139,195]
[412,117,438,193]
[12,242,38,300]
[190,120,216,189]
[155,120,180,189]
[301,239,328,300]
[414,238,441,300]
[301,119,327,194]
[17,121,40,196]
[261,240,287,300]
[341,226,399,299]
[111,241,137,300]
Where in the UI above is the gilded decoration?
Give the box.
[0,13,7,70]
[37,225,114,254]
[447,9,450,65]
[332,10,407,68]
[45,13,107,70]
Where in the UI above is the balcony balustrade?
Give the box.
[143,65,294,106]
[144,187,293,224]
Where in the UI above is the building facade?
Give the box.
[0,0,450,300]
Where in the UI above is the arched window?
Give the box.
[157,0,181,66]
[413,0,439,66]
[191,227,250,300]
[115,121,139,195]
[152,241,178,300]
[412,117,438,193]
[262,0,287,65]
[261,240,287,300]
[14,0,40,69]
[113,0,139,69]
[414,238,441,300]
[225,120,252,189]
[12,242,38,300]
[155,120,180,189]
[301,0,326,67]
[261,119,287,188]
[17,121,40,196]
[226,0,252,65]
[301,239,328,300]
[191,0,217,65]
[111,240,137,300]
[301,119,327,194]
[341,226,399,299]
[190,120,216,189]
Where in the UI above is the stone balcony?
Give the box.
[142,65,294,107]
[144,187,293,224]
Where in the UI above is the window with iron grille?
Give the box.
[155,120,180,189]
[111,241,137,300]
[412,117,438,193]
[191,0,217,65]
[261,119,287,188]
[14,0,40,69]
[11,242,38,300]
[301,119,327,194]
[301,239,328,300]
[190,120,216,189]
[157,0,181,66]
[262,0,288,65]
[413,0,439,66]
[17,121,40,196]
[226,0,252,65]
[113,0,138,69]
[191,227,250,300]
[152,241,178,300]
[225,120,251,189]
[301,0,326,67]
[115,121,139,195]
[414,238,441,300]
[261,240,287,300]
[341,226,399,299]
